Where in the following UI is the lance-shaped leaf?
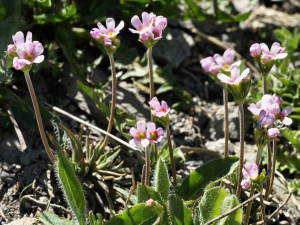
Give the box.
[56,151,86,225]
[39,211,76,225]
[199,187,228,224]
[168,195,193,225]
[104,203,158,225]
[215,196,242,225]
[137,183,165,206]
[176,156,239,200]
[153,157,170,203]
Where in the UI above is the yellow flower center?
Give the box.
[108,32,114,36]
[150,133,157,140]
[223,64,231,70]
[26,54,34,61]
[276,114,283,121]
[138,133,145,140]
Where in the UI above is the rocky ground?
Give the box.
[1,0,300,224]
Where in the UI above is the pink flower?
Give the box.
[150,97,170,118]
[7,44,15,53]
[250,43,261,56]
[90,28,102,39]
[147,123,164,143]
[13,57,27,70]
[97,18,124,39]
[200,57,215,72]
[260,42,287,62]
[267,128,280,138]
[129,121,149,148]
[217,66,250,85]
[241,179,251,190]
[213,48,241,71]
[146,198,154,206]
[241,163,258,190]
[16,42,44,65]
[276,106,293,125]
[258,110,276,128]
[129,12,167,42]
[209,62,220,74]
[243,163,259,179]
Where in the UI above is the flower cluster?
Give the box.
[129,121,164,148]
[217,66,251,104]
[200,48,241,81]
[250,42,287,76]
[129,12,167,48]
[241,163,271,192]
[90,18,124,55]
[6,31,44,72]
[149,97,170,127]
[248,94,293,147]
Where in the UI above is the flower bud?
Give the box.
[146,199,164,217]
[250,43,261,56]
[267,128,280,138]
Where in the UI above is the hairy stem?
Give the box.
[264,143,272,200]
[269,138,277,196]
[260,194,266,225]
[101,54,117,150]
[166,126,177,188]
[256,147,263,165]
[223,87,229,157]
[24,72,55,163]
[145,146,150,186]
[148,47,154,104]
[236,104,244,198]
[243,186,255,225]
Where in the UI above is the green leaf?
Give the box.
[199,187,228,224]
[38,0,51,7]
[233,11,251,21]
[153,157,170,203]
[215,196,242,225]
[176,156,239,200]
[114,187,137,205]
[89,211,103,225]
[39,211,76,225]
[104,203,158,225]
[56,151,86,225]
[137,183,165,206]
[282,130,300,151]
[168,195,193,225]
[184,0,208,20]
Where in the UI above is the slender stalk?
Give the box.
[263,76,267,95]
[148,47,154,104]
[24,72,55,163]
[223,87,229,157]
[101,54,117,150]
[256,147,263,165]
[154,144,158,161]
[166,126,177,188]
[242,186,255,225]
[145,146,150,186]
[260,194,266,225]
[236,104,244,198]
[269,138,277,196]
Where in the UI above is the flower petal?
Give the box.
[130,127,138,137]
[241,179,251,190]
[131,15,143,30]
[161,101,169,112]
[230,66,240,80]
[147,123,156,133]
[156,136,163,142]
[247,103,260,116]
[260,43,270,53]
[17,49,25,59]
[26,31,32,42]
[106,18,115,32]
[33,45,44,57]
[97,22,108,34]
[223,48,235,64]
[115,20,125,32]
[24,42,34,54]
[213,54,224,66]
[234,68,250,85]
[137,121,146,132]
[242,168,250,179]
[141,138,149,147]
[282,117,292,125]
[249,163,258,179]
[217,73,233,84]
[33,55,44,63]
[282,106,293,116]
[270,42,281,55]
[128,28,140,34]
[156,127,164,136]
[142,12,150,26]
[244,163,254,173]
[14,31,24,44]
[275,53,288,59]
[232,60,242,68]
[153,102,162,112]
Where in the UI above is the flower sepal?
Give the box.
[140,38,159,49]
[152,113,170,127]
[258,59,275,77]
[104,39,121,55]
[5,51,16,60]
[21,63,33,73]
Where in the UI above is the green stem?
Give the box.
[24,72,55,163]
[145,146,150,186]
[154,143,158,161]
[269,138,277,196]
[166,126,177,188]
[101,54,117,150]
[236,104,244,198]
[260,194,267,225]
[244,186,255,225]
[263,76,267,95]
[223,87,229,157]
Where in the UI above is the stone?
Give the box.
[152,27,195,68]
